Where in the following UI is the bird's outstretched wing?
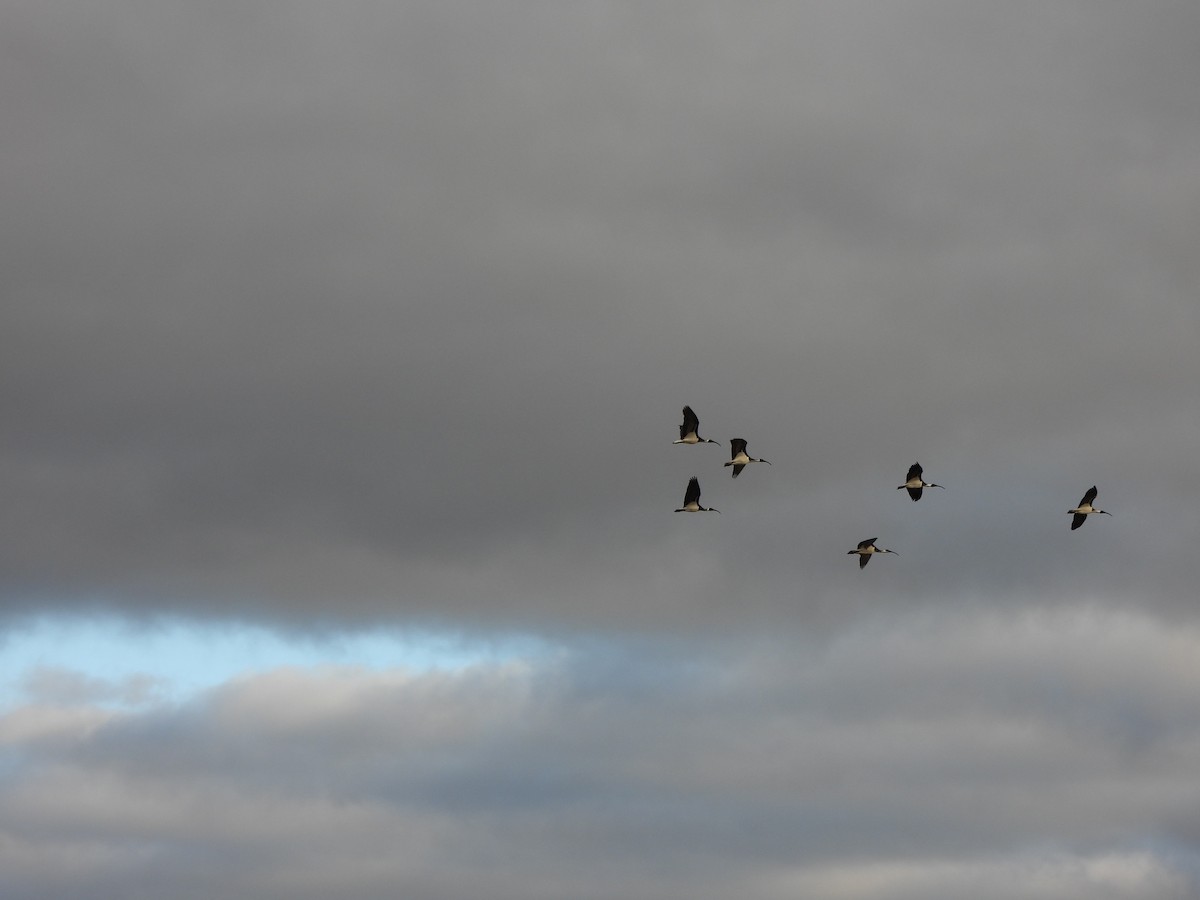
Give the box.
[679,406,700,440]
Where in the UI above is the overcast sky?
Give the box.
[3,2,1200,898]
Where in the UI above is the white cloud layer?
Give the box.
[3,606,1199,900]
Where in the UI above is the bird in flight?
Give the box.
[847,538,897,569]
[1068,486,1111,530]
[674,406,720,445]
[725,438,771,478]
[897,462,944,501]
[675,476,719,513]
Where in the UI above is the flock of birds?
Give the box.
[670,405,1111,568]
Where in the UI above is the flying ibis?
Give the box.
[725,438,771,478]
[675,476,719,513]
[674,406,720,445]
[848,538,896,569]
[1069,486,1111,530]
[898,462,944,501]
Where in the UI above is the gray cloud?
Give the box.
[3,2,1198,628]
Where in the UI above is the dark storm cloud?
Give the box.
[3,609,1200,899]
[2,2,1199,631]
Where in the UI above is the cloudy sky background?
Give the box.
[3,2,1200,897]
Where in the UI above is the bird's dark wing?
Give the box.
[729,438,747,458]
[680,406,700,439]
[1081,485,1098,506]
[858,538,876,550]
[731,464,745,479]
[683,476,701,506]
[907,487,922,501]
[906,462,922,481]
[1071,513,1086,530]
[859,554,870,569]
